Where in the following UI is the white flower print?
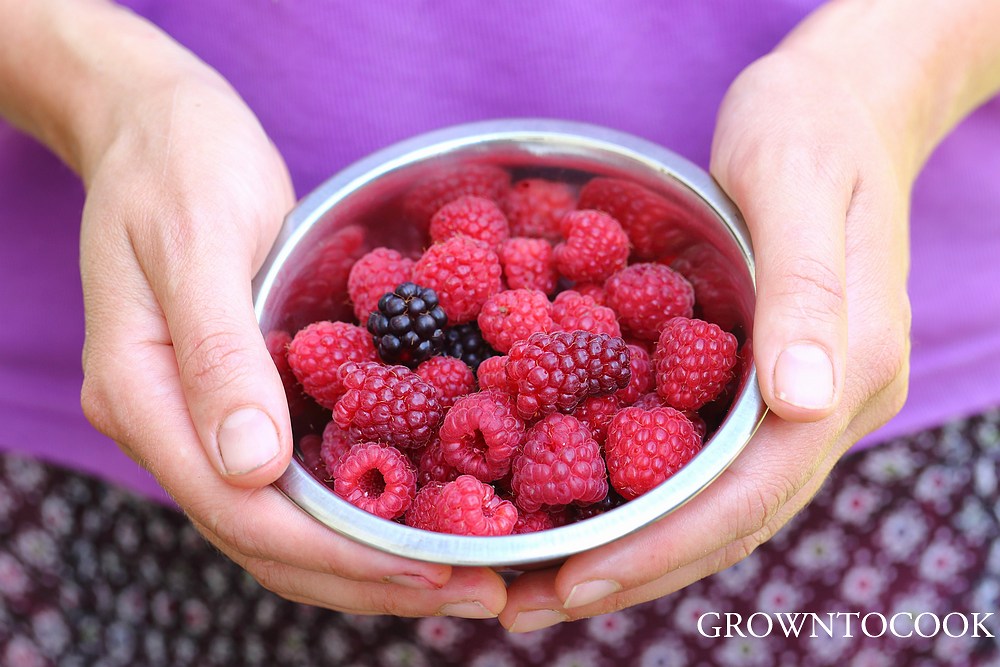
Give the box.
[0,552,29,597]
[860,446,916,483]
[31,608,69,655]
[3,636,46,667]
[756,580,802,612]
[379,642,429,667]
[587,610,635,644]
[470,650,519,667]
[918,541,966,583]
[14,528,58,571]
[914,465,964,505]
[673,596,715,634]
[320,627,350,663]
[715,551,763,593]
[639,639,687,667]
[850,647,893,667]
[974,458,997,496]
[832,484,882,525]
[932,633,978,665]
[416,616,464,651]
[789,528,847,571]
[5,455,47,493]
[841,565,887,605]
[877,508,928,560]
[39,495,72,535]
[553,648,603,667]
[715,636,773,667]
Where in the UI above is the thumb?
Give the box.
[715,154,850,422]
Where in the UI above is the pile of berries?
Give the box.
[272,170,741,537]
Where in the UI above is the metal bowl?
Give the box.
[253,119,766,568]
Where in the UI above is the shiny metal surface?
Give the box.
[254,119,767,567]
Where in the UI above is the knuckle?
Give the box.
[769,254,846,325]
[729,468,800,541]
[177,327,252,396]
[245,557,294,597]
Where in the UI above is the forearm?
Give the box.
[779,0,1000,179]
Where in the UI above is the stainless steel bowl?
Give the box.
[253,119,766,568]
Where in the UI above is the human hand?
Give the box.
[73,18,506,618]
[498,42,916,631]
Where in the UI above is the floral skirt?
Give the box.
[1,410,998,667]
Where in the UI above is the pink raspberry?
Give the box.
[571,395,620,444]
[287,321,377,410]
[333,361,443,449]
[412,236,503,324]
[415,437,462,487]
[333,442,416,520]
[476,355,510,392]
[415,356,475,410]
[347,247,415,322]
[430,475,519,536]
[403,164,511,230]
[654,317,738,410]
[429,195,510,248]
[283,225,366,327]
[498,237,558,295]
[505,331,631,420]
[573,282,607,305]
[320,420,359,477]
[438,390,525,482]
[632,392,665,410]
[670,244,743,332]
[605,263,695,341]
[265,329,310,417]
[614,344,652,406]
[605,407,702,500]
[478,289,555,354]
[553,210,630,283]
[405,481,446,530]
[550,290,621,337]
[511,413,608,513]
[513,508,570,534]
[501,178,576,241]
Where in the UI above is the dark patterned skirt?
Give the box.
[1,409,998,667]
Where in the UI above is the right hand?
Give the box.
[76,40,506,618]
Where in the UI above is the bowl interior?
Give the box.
[254,120,765,567]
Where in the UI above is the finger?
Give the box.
[713,143,852,422]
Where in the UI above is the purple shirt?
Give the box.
[2,1,999,502]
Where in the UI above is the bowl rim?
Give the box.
[254,119,767,567]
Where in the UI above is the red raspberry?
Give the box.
[405,481,446,530]
[654,317,738,410]
[571,395,620,444]
[476,355,510,392]
[511,413,608,513]
[333,442,417,520]
[415,437,461,487]
[505,331,631,419]
[578,177,691,261]
[265,330,310,417]
[632,392,664,410]
[553,210,629,283]
[415,356,475,410]
[430,475,519,536]
[614,344,652,406]
[573,282,607,305]
[478,289,555,354]
[605,407,702,500]
[685,411,708,441]
[412,236,503,324]
[513,507,570,534]
[670,244,743,332]
[283,225,366,328]
[403,164,511,229]
[429,195,510,248]
[320,420,359,477]
[605,263,695,341]
[438,390,525,482]
[347,248,415,322]
[498,237,558,294]
[333,361,443,448]
[551,290,621,337]
[501,178,576,241]
[287,321,377,410]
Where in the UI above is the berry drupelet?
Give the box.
[367,282,448,367]
[442,321,499,372]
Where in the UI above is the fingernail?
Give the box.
[384,574,440,590]
[217,407,281,475]
[509,609,568,633]
[563,579,621,609]
[774,343,835,410]
[438,601,497,619]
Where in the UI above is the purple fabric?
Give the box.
[2,1,999,501]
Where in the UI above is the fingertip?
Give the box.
[765,341,841,422]
[215,405,292,487]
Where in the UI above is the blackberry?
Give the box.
[367,282,447,367]
[442,322,499,372]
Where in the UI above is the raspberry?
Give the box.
[405,481,446,530]
[320,420,358,477]
[513,507,570,534]
[431,475,519,536]
[685,411,708,441]
[265,329,310,417]
[553,210,629,283]
[578,177,691,261]
[412,236,503,324]
[438,390,525,481]
[497,237,558,295]
[333,361,443,448]
[605,263,695,341]
[403,164,511,229]
[429,196,510,248]
[367,282,448,367]
[570,395,620,444]
[415,437,461,487]
[632,392,665,410]
[605,407,702,500]
[333,443,417,520]
[573,282,607,305]
[441,322,499,373]
[476,354,510,392]
[283,225,366,328]
[501,179,576,241]
[614,344,652,406]
[347,248,415,322]
[511,413,608,513]
[670,245,742,332]
[415,356,475,410]
[551,290,621,337]
[505,331,631,419]
[477,289,555,354]
[287,321,377,410]
[654,317,738,410]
